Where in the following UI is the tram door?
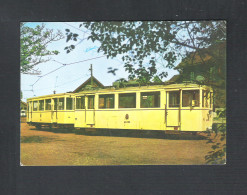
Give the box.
[166,90,181,127]
[51,98,58,123]
[28,102,32,122]
[85,95,95,125]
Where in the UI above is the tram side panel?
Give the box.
[89,109,165,131]
[41,111,52,123]
[94,110,139,130]
[180,109,203,131]
[56,111,75,125]
[138,110,165,130]
[74,110,86,128]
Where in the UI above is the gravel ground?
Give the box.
[21,122,216,166]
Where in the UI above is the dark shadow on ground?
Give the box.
[29,127,74,134]
[21,135,57,143]
[29,126,206,140]
[76,129,207,140]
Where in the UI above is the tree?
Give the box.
[65,21,226,83]
[21,23,64,74]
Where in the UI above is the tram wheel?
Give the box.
[36,124,42,130]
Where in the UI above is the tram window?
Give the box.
[76,96,85,109]
[66,98,74,110]
[45,99,51,110]
[88,96,95,109]
[39,100,44,111]
[99,94,114,109]
[119,93,136,108]
[141,91,160,108]
[57,98,64,110]
[182,90,199,107]
[210,92,213,108]
[53,98,58,110]
[202,90,205,107]
[202,90,209,108]
[33,101,38,111]
[169,91,180,107]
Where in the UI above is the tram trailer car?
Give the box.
[27,84,213,133]
[27,93,75,129]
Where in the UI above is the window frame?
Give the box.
[87,95,95,109]
[33,101,38,111]
[99,94,115,109]
[39,100,44,111]
[76,96,85,110]
[57,97,65,110]
[202,90,210,108]
[45,99,52,110]
[66,97,74,110]
[53,98,58,110]
[168,91,180,108]
[119,93,136,108]
[140,91,160,108]
[182,89,200,107]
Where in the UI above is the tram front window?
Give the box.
[169,91,180,107]
[182,90,199,107]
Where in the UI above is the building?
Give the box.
[73,76,104,93]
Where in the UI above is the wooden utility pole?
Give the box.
[89,64,93,86]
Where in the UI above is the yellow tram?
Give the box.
[27,93,75,129]
[27,83,213,132]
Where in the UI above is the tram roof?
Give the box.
[75,83,212,95]
[27,92,74,100]
[27,83,212,100]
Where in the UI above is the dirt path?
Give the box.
[21,123,213,166]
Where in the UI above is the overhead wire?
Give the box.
[63,22,90,35]
[30,55,105,87]
[25,55,106,97]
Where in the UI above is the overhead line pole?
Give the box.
[90,64,93,86]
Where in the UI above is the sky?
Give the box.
[21,22,179,102]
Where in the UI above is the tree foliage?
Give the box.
[66,21,226,83]
[205,108,226,164]
[21,23,64,74]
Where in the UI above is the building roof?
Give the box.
[21,101,27,106]
[175,42,226,70]
[165,75,181,84]
[73,76,104,93]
